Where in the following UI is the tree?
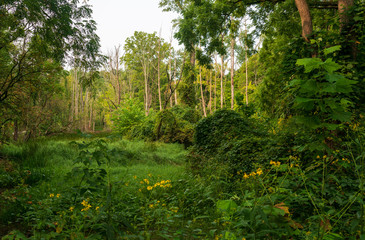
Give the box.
[123,31,170,116]
[0,0,101,140]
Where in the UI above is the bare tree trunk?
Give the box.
[295,0,313,42]
[209,70,212,114]
[199,67,207,117]
[242,22,249,106]
[89,100,93,132]
[245,45,249,105]
[214,56,217,111]
[70,76,74,122]
[84,88,89,131]
[79,82,83,130]
[74,69,78,128]
[157,36,162,111]
[230,37,235,110]
[143,65,149,116]
[221,55,224,109]
[115,46,121,105]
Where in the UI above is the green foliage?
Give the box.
[190,110,266,176]
[290,46,357,150]
[111,99,146,135]
[154,107,199,146]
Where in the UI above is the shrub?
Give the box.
[111,99,146,135]
[190,110,265,176]
[153,107,199,147]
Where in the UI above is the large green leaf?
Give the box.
[323,45,341,56]
[331,111,352,122]
[295,97,317,103]
[217,200,238,216]
[323,58,341,73]
[296,58,323,73]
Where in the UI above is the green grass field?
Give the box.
[0,135,225,239]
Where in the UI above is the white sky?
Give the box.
[89,0,181,55]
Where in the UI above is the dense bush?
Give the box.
[189,110,310,179]
[116,105,200,146]
[189,110,265,175]
[153,107,199,147]
[111,99,146,135]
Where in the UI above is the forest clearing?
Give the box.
[1,0,365,239]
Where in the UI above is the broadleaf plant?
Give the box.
[290,45,357,151]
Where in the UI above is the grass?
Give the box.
[1,132,364,239]
[0,134,196,239]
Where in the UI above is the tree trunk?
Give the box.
[221,55,224,109]
[245,45,249,105]
[74,69,79,128]
[209,70,212,113]
[199,67,207,117]
[295,0,313,42]
[230,37,235,110]
[338,0,354,27]
[338,0,357,59]
[157,37,162,111]
[144,65,149,116]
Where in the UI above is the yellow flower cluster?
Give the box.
[170,207,178,213]
[49,193,61,198]
[140,179,150,185]
[270,160,281,167]
[331,157,351,165]
[69,206,74,212]
[81,199,92,212]
[243,168,263,179]
[146,180,172,191]
[149,200,166,209]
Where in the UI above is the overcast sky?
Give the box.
[89,0,181,55]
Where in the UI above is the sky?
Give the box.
[89,0,181,55]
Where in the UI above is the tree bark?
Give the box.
[199,67,207,117]
[209,70,212,113]
[295,0,313,42]
[230,37,235,110]
[157,37,162,111]
[245,45,249,105]
[221,55,224,109]
[338,0,354,28]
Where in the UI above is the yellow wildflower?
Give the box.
[56,194,61,198]
[243,173,249,179]
[69,206,74,212]
[147,186,153,191]
[148,173,152,177]
[149,204,154,208]
[256,168,263,175]
[133,175,137,179]
[50,193,54,198]
[96,206,99,211]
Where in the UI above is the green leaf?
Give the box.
[323,45,341,55]
[323,58,341,73]
[295,97,317,103]
[296,58,323,73]
[323,123,340,130]
[331,111,352,122]
[217,200,238,216]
